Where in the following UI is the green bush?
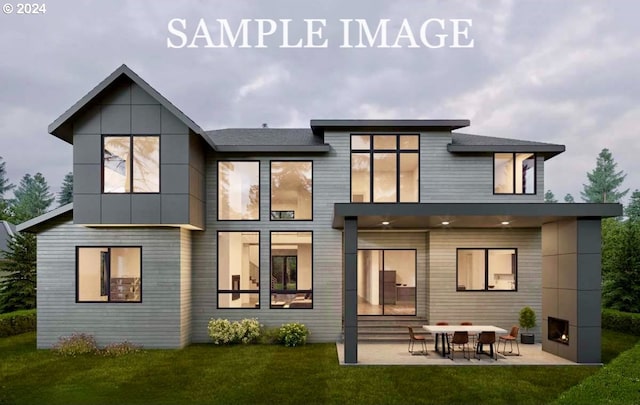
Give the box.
[207,318,262,345]
[277,323,309,347]
[53,333,98,356]
[519,306,537,331]
[0,309,36,337]
[602,309,640,336]
[235,318,261,344]
[100,341,142,357]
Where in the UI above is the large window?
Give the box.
[351,134,419,202]
[271,231,312,308]
[270,161,312,220]
[494,153,535,194]
[77,247,142,302]
[457,248,517,291]
[218,161,260,220]
[217,232,260,308]
[103,136,160,193]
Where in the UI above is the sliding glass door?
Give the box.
[357,249,416,316]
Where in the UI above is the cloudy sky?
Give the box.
[0,0,638,204]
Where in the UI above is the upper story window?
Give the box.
[103,136,160,193]
[457,248,517,291]
[218,161,260,220]
[494,153,536,194]
[270,161,312,221]
[351,134,419,203]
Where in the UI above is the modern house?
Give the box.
[18,65,621,364]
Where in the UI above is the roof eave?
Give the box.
[447,144,566,159]
[310,119,470,135]
[16,203,73,233]
[214,145,331,153]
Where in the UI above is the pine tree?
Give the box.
[544,190,557,203]
[602,219,640,312]
[11,173,54,223]
[57,172,73,206]
[625,190,640,222]
[580,148,629,203]
[563,193,575,203]
[0,233,37,312]
[0,157,14,220]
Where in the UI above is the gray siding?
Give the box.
[72,78,204,228]
[180,228,192,346]
[36,218,190,348]
[428,228,542,336]
[191,133,351,343]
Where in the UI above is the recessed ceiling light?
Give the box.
[382,221,390,225]
[501,221,510,225]
[441,221,450,225]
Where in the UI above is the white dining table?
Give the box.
[422,325,508,357]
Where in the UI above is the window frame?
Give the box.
[216,160,261,221]
[75,246,143,303]
[101,135,161,194]
[216,231,261,309]
[492,153,537,195]
[269,160,313,222]
[269,230,314,309]
[456,248,518,292]
[350,133,420,203]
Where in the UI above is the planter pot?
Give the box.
[520,333,535,344]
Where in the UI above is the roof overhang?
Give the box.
[214,144,331,153]
[310,119,470,135]
[447,144,565,159]
[332,203,622,229]
[17,203,73,233]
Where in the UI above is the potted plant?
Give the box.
[519,306,536,344]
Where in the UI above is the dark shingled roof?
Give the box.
[205,128,330,152]
[449,133,565,159]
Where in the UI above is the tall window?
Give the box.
[103,136,160,193]
[351,134,419,202]
[270,161,312,220]
[457,248,517,291]
[77,247,142,302]
[494,153,536,194]
[271,231,313,309]
[217,232,260,308]
[218,161,260,220]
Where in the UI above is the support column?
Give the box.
[344,217,358,364]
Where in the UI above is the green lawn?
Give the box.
[0,330,637,405]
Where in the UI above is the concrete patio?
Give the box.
[336,341,594,366]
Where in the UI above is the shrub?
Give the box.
[100,341,142,357]
[519,306,537,332]
[277,323,309,347]
[53,333,98,356]
[602,309,640,336]
[207,318,262,345]
[0,309,36,337]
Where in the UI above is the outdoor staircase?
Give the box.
[355,316,432,343]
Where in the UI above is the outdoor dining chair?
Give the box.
[407,326,427,355]
[448,331,470,360]
[475,331,497,360]
[498,325,520,356]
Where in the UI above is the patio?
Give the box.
[336,342,587,366]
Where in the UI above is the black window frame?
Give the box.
[75,246,143,303]
[269,230,314,309]
[350,134,420,203]
[216,160,261,221]
[101,134,161,194]
[492,153,537,195]
[456,248,518,292]
[216,231,261,309]
[269,160,313,222]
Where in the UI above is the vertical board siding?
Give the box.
[428,228,541,335]
[36,218,184,348]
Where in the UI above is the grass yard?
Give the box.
[0,330,638,405]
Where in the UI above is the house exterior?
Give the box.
[18,65,621,364]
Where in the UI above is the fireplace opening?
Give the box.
[548,317,569,345]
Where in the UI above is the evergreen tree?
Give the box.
[563,193,575,203]
[57,172,73,206]
[580,148,629,203]
[11,173,54,223]
[602,220,640,313]
[625,190,640,222]
[544,190,557,203]
[0,157,14,220]
[0,233,36,312]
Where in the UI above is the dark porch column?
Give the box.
[344,216,358,364]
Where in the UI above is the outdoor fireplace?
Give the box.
[548,317,569,345]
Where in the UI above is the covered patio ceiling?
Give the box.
[332,203,622,230]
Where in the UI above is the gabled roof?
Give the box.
[449,133,565,159]
[310,119,470,135]
[48,64,211,147]
[205,128,331,152]
[0,220,16,253]
[16,204,73,233]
